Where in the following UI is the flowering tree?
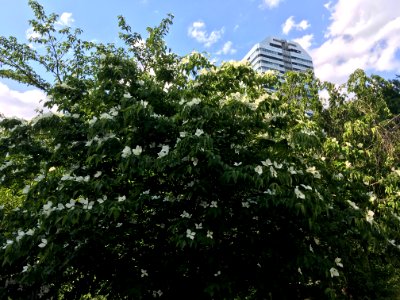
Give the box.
[1,1,400,299]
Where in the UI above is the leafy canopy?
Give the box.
[1,1,400,299]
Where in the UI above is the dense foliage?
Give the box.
[1,1,400,299]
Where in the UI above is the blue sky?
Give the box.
[1,0,400,119]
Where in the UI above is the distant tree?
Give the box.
[1,1,400,299]
[382,75,400,115]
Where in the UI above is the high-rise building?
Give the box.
[243,37,313,75]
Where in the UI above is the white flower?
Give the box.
[4,239,14,249]
[83,201,94,210]
[345,161,352,168]
[233,162,242,166]
[26,229,35,236]
[269,166,277,177]
[210,201,218,208]
[214,270,221,277]
[200,201,209,208]
[78,198,88,205]
[298,267,302,275]
[207,230,213,239]
[34,174,45,182]
[152,290,163,298]
[22,185,30,194]
[179,131,187,138]
[94,171,102,178]
[242,201,250,208]
[261,159,272,166]
[254,165,263,175]
[186,98,201,107]
[158,145,169,158]
[273,161,283,169]
[288,166,297,174]
[123,92,132,99]
[61,174,72,181]
[122,146,132,158]
[88,116,98,126]
[366,210,374,224]
[195,129,204,136]
[264,189,276,195]
[66,199,76,209]
[180,211,192,218]
[300,184,312,190]
[333,173,344,180]
[186,229,196,240]
[306,166,321,179]
[192,158,198,166]
[294,186,305,199]
[335,257,343,268]
[38,238,48,248]
[132,145,142,156]
[118,195,126,202]
[347,200,359,210]
[368,192,376,203]
[195,223,203,229]
[57,203,65,211]
[140,100,148,108]
[141,269,148,277]
[100,112,112,120]
[22,264,30,273]
[43,201,53,211]
[16,230,25,242]
[330,267,339,278]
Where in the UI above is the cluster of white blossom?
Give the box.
[294,186,306,199]
[300,128,317,136]
[329,257,344,278]
[366,210,374,224]
[85,133,117,147]
[185,98,202,107]
[60,173,90,183]
[1,228,35,250]
[306,166,321,179]
[0,160,13,171]
[157,145,169,158]
[121,145,143,158]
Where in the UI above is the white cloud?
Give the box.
[188,21,224,48]
[0,82,48,120]
[310,0,400,84]
[57,12,74,27]
[216,41,237,55]
[25,27,41,40]
[282,16,310,35]
[324,1,333,11]
[260,0,283,9]
[293,34,314,51]
[233,24,239,32]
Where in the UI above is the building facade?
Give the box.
[243,37,313,75]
